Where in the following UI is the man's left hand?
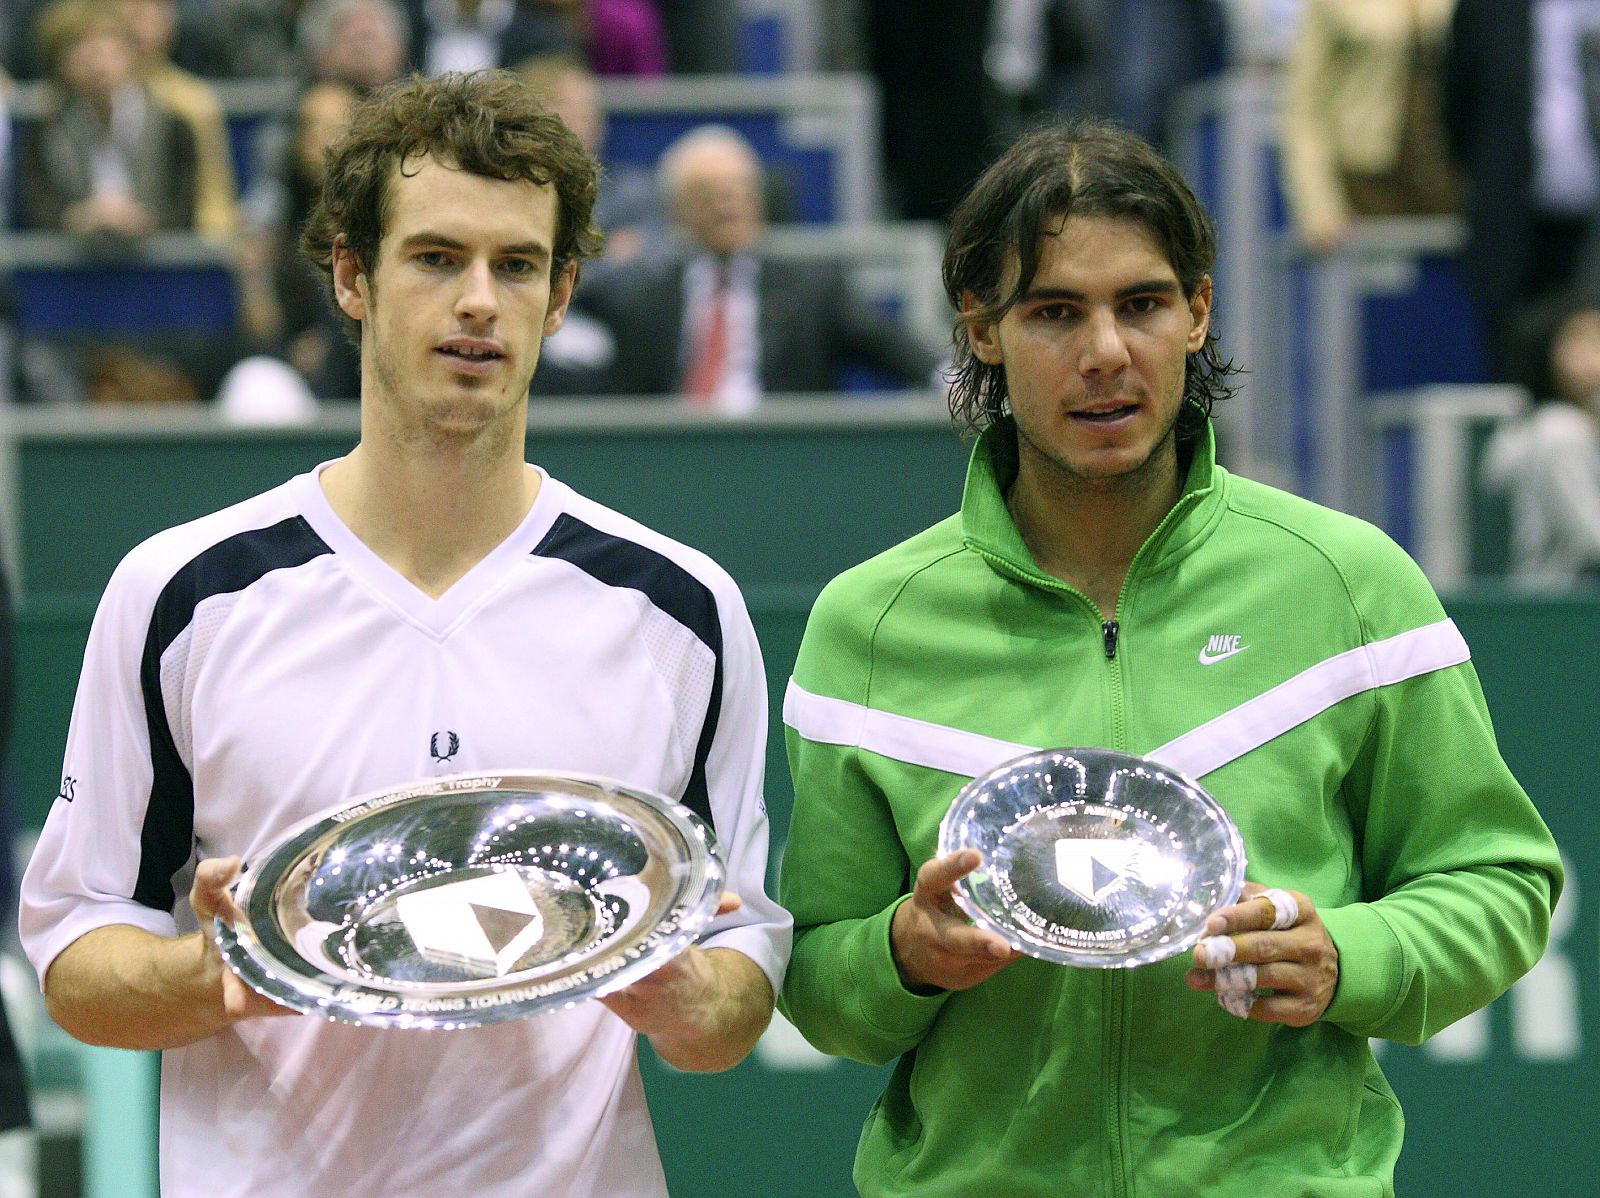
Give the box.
[1183,883,1339,1026]
[598,893,773,1071]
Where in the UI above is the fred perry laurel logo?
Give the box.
[430,731,461,764]
[1198,635,1248,666]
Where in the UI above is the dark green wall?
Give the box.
[5,411,1593,1197]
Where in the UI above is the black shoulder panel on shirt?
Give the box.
[133,516,333,912]
[531,513,723,828]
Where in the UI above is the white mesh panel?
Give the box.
[159,591,241,770]
[637,605,716,764]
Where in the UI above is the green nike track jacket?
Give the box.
[778,420,1562,1198]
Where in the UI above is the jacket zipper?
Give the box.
[1101,611,1128,1198]
[975,479,1208,1198]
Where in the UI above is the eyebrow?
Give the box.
[398,233,551,259]
[1020,279,1182,302]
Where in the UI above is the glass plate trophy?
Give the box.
[216,770,724,1028]
[939,748,1245,967]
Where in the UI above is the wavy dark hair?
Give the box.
[300,70,604,341]
[943,118,1241,441]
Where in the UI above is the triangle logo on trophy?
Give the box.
[396,871,547,976]
[1054,839,1141,904]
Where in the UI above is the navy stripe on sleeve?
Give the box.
[133,516,333,912]
[531,513,723,828]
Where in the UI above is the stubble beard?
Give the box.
[1015,393,1183,506]
[366,322,528,452]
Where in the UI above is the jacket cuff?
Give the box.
[1319,901,1405,1031]
[845,896,950,1038]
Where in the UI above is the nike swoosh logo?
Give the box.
[1198,645,1248,665]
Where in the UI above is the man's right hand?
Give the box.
[890,850,1021,993]
[189,857,299,1023]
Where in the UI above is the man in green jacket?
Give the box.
[778,119,1562,1198]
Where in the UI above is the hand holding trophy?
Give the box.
[937,747,1246,973]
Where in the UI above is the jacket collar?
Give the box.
[959,416,1227,589]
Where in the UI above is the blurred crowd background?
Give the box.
[0,0,1597,595]
[2,0,1598,592]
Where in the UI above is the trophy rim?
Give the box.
[939,747,1246,968]
[216,768,725,1027]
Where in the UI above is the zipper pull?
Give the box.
[1102,619,1119,660]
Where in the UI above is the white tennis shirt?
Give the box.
[21,462,791,1198]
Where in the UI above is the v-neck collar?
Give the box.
[291,459,567,638]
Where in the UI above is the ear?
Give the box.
[542,259,577,338]
[962,290,1003,366]
[1186,275,1212,353]
[332,237,368,321]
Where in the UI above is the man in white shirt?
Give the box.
[20,68,789,1198]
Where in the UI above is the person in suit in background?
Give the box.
[580,125,941,409]
[1443,0,1600,379]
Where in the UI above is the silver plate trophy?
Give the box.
[940,748,1245,968]
[216,770,724,1028]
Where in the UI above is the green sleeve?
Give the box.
[777,580,949,1065]
[1317,570,1562,1041]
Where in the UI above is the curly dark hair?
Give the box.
[943,117,1241,442]
[300,70,604,341]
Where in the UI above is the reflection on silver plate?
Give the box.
[216,770,724,1028]
[939,748,1245,968]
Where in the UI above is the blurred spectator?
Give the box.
[12,2,221,408]
[531,0,669,76]
[241,0,406,247]
[520,51,660,261]
[1102,0,1227,148]
[3,0,54,77]
[116,0,242,241]
[0,67,12,206]
[170,0,305,79]
[298,0,411,90]
[1443,0,1600,379]
[404,0,572,75]
[518,51,662,392]
[1,76,13,407]
[985,0,1107,134]
[654,0,739,73]
[16,0,197,239]
[237,79,361,400]
[1481,293,1600,586]
[226,0,408,406]
[579,125,941,407]
[869,0,994,219]
[1222,0,1309,67]
[987,1,1226,151]
[1282,0,1459,253]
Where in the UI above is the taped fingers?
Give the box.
[1259,888,1300,931]
[1214,963,1259,1019]
[1218,989,1256,1019]
[1212,963,1258,993]
[1194,935,1236,968]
